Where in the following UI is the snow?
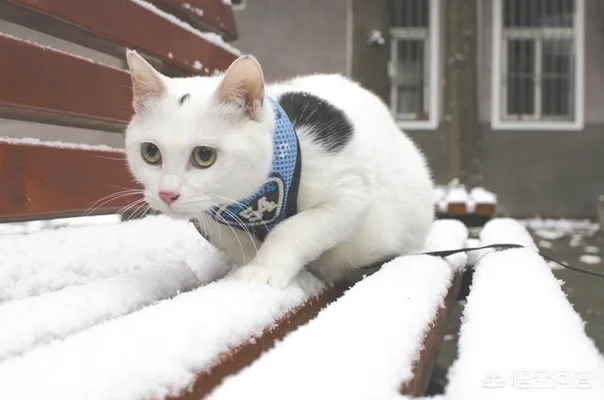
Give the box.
[0,272,325,400]
[130,0,241,56]
[538,239,553,248]
[0,215,121,236]
[433,185,446,203]
[570,234,583,247]
[465,237,482,266]
[420,219,469,270]
[469,187,497,204]
[0,215,224,302]
[0,263,201,362]
[584,245,599,254]
[205,220,468,400]
[548,260,565,270]
[434,181,497,214]
[479,217,538,252]
[446,186,470,204]
[192,60,203,70]
[181,3,204,17]
[446,219,604,400]
[0,136,122,152]
[522,218,600,240]
[579,254,601,265]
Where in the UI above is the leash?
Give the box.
[359,243,604,279]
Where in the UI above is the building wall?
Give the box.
[399,0,604,218]
[476,0,604,218]
[231,0,348,82]
[235,0,604,217]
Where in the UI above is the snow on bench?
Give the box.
[205,220,469,399]
[0,266,336,399]
[446,218,604,399]
[0,214,227,361]
[435,181,497,217]
[0,215,224,302]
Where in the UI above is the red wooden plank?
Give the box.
[400,271,463,395]
[167,284,347,400]
[1,0,239,76]
[0,34,132,130]
[148,0,238,41]
[0,34,133,129]
[0,142,142,222]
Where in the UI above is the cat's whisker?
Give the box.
[131,204,152,221]
[204,195,260,254]
[120,200,147,217]
[116,198,149,219]
[208,206,248,265]
[107,184,143,192]
[193,211,213,246]
[84,190,145,217]
[217,207,259,254]
[92,154,127,162]
[207,193,270,244]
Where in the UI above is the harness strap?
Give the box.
[203,96,302,242]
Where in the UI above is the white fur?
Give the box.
[125,54,434,289]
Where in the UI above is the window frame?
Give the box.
[491,0,585,131]
[388,0,440,130]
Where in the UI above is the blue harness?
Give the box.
[205,96,301,242]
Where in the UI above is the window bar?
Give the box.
[423,38,430,118]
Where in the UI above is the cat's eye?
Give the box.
[192,146,217,168]
[141,142,162,165]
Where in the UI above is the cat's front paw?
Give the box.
[231,264,292,289]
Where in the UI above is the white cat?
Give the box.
[124,50,434,289]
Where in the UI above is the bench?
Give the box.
[1,2,602,399]
[0,1,463,397]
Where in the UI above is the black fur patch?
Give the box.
[178,93,190,105]
[278,92,353,152]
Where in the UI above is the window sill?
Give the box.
[491,119,584,131]
[396,119,439,131]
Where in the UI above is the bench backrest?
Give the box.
[0,0,239,222]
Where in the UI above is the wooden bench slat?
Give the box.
[1,0,239,76]
[206,220,469,399]
[0,215,226,360]
[0,261,200,362]
[169,284,346,400]
[0,215,218,302]
[0,35,133,130]
[147,0,238,41]
[446,219,604,398]
[0,272,342,399]
[0,141,139,222]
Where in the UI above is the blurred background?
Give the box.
[2,0,603,220]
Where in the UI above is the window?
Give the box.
[492,0,584,130]
[389,0,439,129]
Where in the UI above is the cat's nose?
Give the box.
[159,191,180,205]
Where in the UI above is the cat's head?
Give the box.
[124,51,274,220]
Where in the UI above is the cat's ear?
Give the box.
[126,49,166,114]
[214,55,265,121]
